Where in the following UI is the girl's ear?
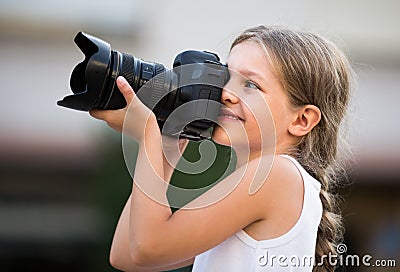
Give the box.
[288,105,321,137]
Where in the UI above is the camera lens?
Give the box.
[57,32,174,112]
[100,51,173,111]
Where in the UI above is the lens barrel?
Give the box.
[101,51,172,110]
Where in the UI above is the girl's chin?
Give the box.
[211,126,231,146]
[211,125,253,149]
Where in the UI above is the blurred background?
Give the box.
[0,0,399,271]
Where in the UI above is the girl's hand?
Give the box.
[90,76,159,142]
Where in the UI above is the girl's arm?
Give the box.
[110,195,194,272]
[127,136,266,268]
[92,77,303,270]
[109,153,301,271]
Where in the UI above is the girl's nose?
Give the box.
[221,82,239,105]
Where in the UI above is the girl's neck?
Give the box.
[234,144,289,169]
[234,148,269,169]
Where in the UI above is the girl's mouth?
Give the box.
[218,108,243,121]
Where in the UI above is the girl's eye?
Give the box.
[245,81,259,90]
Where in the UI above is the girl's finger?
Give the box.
[116,76,135,104]
[89,109,103,120]
[89,109,113,121]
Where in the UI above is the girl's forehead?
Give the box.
[227,41,279,86]
[227,41,270,70]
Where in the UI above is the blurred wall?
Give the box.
[0,0,399,271]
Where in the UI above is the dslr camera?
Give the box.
[58,32,229,140]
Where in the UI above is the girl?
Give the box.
[90,25,353,271]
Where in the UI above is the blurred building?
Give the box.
[0,0,399,271]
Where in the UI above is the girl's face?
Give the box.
[212,41,296,158]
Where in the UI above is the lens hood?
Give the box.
[57,32,112,111]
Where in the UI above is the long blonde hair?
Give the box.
[231,26,353,271]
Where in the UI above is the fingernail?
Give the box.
[117,76,126,84]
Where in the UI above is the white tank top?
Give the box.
[192,155,322,272]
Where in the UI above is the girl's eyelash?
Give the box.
[245,81,260,89]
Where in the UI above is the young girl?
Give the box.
[90,25,353,271]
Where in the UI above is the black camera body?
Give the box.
[58,32,228,140]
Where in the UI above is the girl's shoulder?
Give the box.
[241,155,310,240]
[255,154,305,217]
[249,154,305,197]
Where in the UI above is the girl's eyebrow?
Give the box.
[226,62,271,88]
[226,63,264,79]
[239,68,270,87]
[241,69,263,78]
